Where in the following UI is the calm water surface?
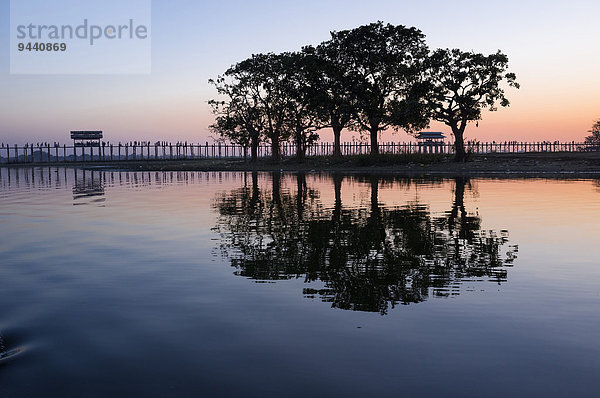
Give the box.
[0,168,598,397]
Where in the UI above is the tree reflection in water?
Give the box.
[213,173,518,315]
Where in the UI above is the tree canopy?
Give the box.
[426,49,519,161]
[277,51,324,160]
[306,43,357,158]
[209,75,264,162]
[209,22,519,162]
[327,22,431,155]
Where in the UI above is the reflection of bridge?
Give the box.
[72,169,105,205]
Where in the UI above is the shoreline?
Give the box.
[3,152,600,177]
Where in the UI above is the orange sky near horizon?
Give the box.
[1,0,599,145]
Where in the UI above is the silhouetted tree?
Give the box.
[329,22,430,155]
[209,76,264,162]
[584,120,600,145]
[210,54,293,162]
[426,49,519,162]
[306,44,358,158]
[278,52,323,161]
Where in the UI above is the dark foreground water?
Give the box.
[0,168,598,397]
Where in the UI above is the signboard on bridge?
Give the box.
[71,131,103,147]
[71,131,103,140]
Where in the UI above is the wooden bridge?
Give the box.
[0,140,596,164]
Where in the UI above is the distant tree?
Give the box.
[426,49,519,162]
[329,22,430,155]
[584,120,600,145]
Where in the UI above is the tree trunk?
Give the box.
[330,174,345,268]
[333,174,342,221]
[369,126,379,156]
[295,130,305,162]
[448,176,467,233]
[454,177,469,239]
[250,171,259,209]
[271,135,281,162]
[296,172,306,219]
[370,177,379,214]
[452,127,466,162]
[333,125,343,158]
[272,172,281,207]
[250,137,259,163]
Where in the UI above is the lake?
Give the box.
[0,167,599,397]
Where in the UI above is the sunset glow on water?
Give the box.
[0,168,598,397]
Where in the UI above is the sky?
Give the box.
[0,0,599,145]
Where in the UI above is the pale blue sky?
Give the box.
[1,0,599,144]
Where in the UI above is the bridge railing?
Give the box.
[0,141,596,164]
